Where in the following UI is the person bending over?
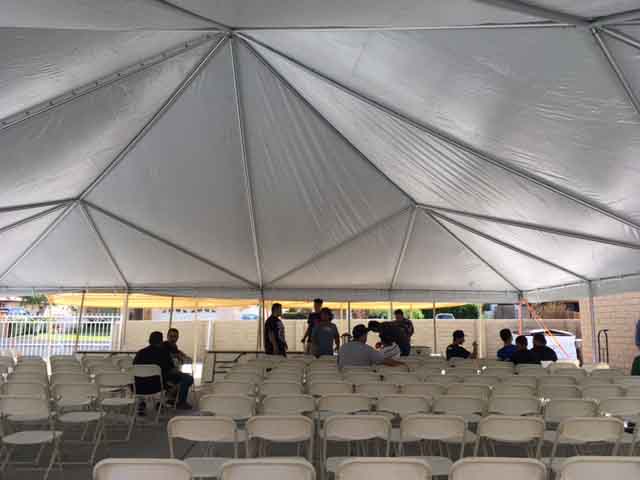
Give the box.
[367,320,410,357]
[163,327,194,408]
[446,329,478,360]
[338,324,405,369]
[530,332,558,363]
[497,328,517,361]
[510,335,536,365]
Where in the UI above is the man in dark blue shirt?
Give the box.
[530,332,558,363]
[446,330,477,360]
[497,328,517,361]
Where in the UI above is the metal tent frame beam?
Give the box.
[592,9,640,27]
[473,0,588,26]
[239,33,640,233]
[151,0,232,31]
[235,22,574,32]
[0,199,74,214]
[390,206,417,290]
[0,203,69,237]
[601,26,640,50]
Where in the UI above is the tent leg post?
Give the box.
[587,281,598,364]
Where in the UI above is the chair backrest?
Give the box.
[613,376,640,386]
[261,394,315,415]
[517,368,548,377]
[266,372,303,382]
[14,363,47,374]
[17,356,45,365]
[433,396,487,416]
[168,416,237,457]
[307,373,343,383]
[336,458,431,480]
[317,394,370,414]
[355,382,398,397]
[95,372,134,389]
[446,384,491,400]
[544,399,598,423]
[488,396,541,416]
[206,381,256,396]
[475,416,544,457]
[116,357,134,370]
[450,368,479,377]
[94,459,192,480]
[449,458,546,480]
[383,373,421,385]
[579,377,613,387]
[53,383,99,405]
[401,383,445,399]
[324,415,391,443]
[623,385,640,397]
[51,373,91,386]
[246,415,314,443]
[590,368,625,378]
[492,384,536,397]
[3,381,48,399]
[400,414,466,444]
[259,381,303,397]
[502,376,537,388]
[538,385,582,400]
[558,456,640,480]
[377,395,431,417]
[8,372,48,384]
[552,369,587,379]
[582,385,625,401]
[464,376,500,387]
[225,373,263,384]
[0,355,15,368]
[599,397,640,418]
[556,417,624,444]
[220,459,315,480]
[308,381,353,396]
[345,373,381,384]
[538,376,577,387]
[425,375,461,386]
[132,364,162,379]
[199,394,255,419]
[0,395,50,419]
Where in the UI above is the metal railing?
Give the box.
[0,315,119,359]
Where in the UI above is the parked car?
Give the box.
[435,313,456,320]
[525,328,578,361]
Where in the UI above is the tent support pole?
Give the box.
[432,300,437,354]
[73,290,87,354]
[390,207,417,289]
[592,28,640,117]
[587,281,598,363]
[347,301,352,336]
[240,33,640,233]
[258,293,265,353]
[192,297,199,377]
[168,296,175,329]
[118,292,129,350]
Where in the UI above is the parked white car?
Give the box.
[435,313,456,320]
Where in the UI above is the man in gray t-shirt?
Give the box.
[338,324,406,369]
[311,307,340,357]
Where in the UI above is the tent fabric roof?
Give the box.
[1,1,640,302]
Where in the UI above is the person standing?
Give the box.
[393,309,414,356]
[301,298,323,354]
[445,330,478,360]
[264,303,287,357]
[496,328,517,361]
[311,307,340,357]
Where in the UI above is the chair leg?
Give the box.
[43,441,60,480]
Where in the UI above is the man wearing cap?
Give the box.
[338,324,406,369]
[446,330,478,360]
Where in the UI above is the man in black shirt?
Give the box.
[530,332,558,363]
[393,309,414,356]
[446,330,478,360]
[264,303,287,356]
[367,320,410,356]
[301,298,323,354]
[510,335,537,365]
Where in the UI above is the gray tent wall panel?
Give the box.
[395,210,514,291]
[247,38,640,246]
[248,28,640,222]
[3,206,123,287]
[0,39,217,207]
[235,40,411,284]
[88,40,259,284]
[0,0,214,30]
[173,0,540,27]
[88,207,251,288]
[0,29,205,120]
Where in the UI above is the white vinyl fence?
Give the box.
[0,315,119,358]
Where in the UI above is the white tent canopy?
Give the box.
[2,1,640,302]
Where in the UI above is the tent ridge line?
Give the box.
[390,206,417,290]
[240,33,640,233]
[265,205,413,287]
[79,34,229,201]
[79,203,129,289]
[83,201,259,289]
[235,22,574,32]
[418,203,640,250]
[592,28,640,118]
[230,37,263,287]
[0,203,76,283]
[425,210,520,291]
[471,0,588,26]
[0,33,218,133]
[237,34,417,205]
[0,203,69,238]
[0,198,74,214]
[431,210,589,281]
[592,9,640,27]
[150,0,232,31]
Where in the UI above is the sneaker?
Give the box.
[176,402,193,410]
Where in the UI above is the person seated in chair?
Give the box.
[530,332,558,363]
[163,327,194,409]
[446,330,477,360]
[510,335,536,365]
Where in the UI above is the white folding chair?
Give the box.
[590,368,625,379]
[308,382,353,397]
[336,457,431,480]
[598,397,640,454]
[168,416,239,479]
[377,395,431,418]
[95,372,136,442]
[492,384,536,397]
[579,376,613,387]
[2,382,48,399]
[474,415,544,458]
[538,376,577,387]
[613,376,640,387]
[51,373,91,386]
[448,368,479,378]
[446,384,490,401]
[8,373,48,385]
[199,394,255,421]
[224,373,262,385]
[13,364,47,376]
[538,385,581,400]
[0,395,62,480]
[220,458,315,480]
[93,458,192,480]
[433,396,487,424]
[262,394,315,415]
[502,376,537,388]
[425,376,461,386]
[355,383,398,398]
[582,385,625,402]
[399,414,466,476]
[558,456,640,480]
[450,457,546,480]
[259,381,303,397]
[543,398,598,445]
[488,396,541,416]
[464,376,500,387]
[246,415,314,460]
[201,382,256,396]
[344,372,380,384]
[322,415,391,478]
[383,373,421,385]
[401,383,444,400]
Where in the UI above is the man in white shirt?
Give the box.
[338,325,405,369]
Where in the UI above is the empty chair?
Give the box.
[14,363,47,375]
[344,373,381,384]
[517,368,548,378]
[433,396,487,421]
[474,415,544,458]
[598,397,640,454]
[259,381,303,397]
[266,372,303,382]
[399,414,466,476]
[417,368,447,380]
[203,382,256,396]
[308,381,353,396]
[582,384,625,402]
[502,376,537,388]
[8,372,48,385]
[449,368,479,378]
[613,376,640,387]
[579,376,613,387]
[377,395,431,418]
[307,373,343,383]
[2,381,48,399]
[199,394,255,421]
[464,376,500,387]
[52,382,99,410]
[489,396,541,416]
[245,415,314,460]
[538,376,577,387]
[168,416,239,479]
[558,456,640,480]
[51,372,91,386]
[336,457,431,480]
[590,368,625,378]
[425,375,461,386]
[450,458,546,480]
[355,382,398,397]
[384,373,421,385]
[94,459,192,480]
[262,394,315,415]
[224,373,262,384]
[220,458,315,480]
[316,394,370,416]
[492,384,536,397]
[538,385,581,400]
[552,369,587,380]
[543,399,598,444]
[446,384,491,401]
[401,383,445,399]
[95,372,136,442]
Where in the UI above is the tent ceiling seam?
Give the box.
[592,28,640,117]
[0,33,219,132]
[431,210,589,282]
[425,210,521,291]
[79,203,129,289]
[592,9,640,27]
[150,0,232,31]
[390,206,417,290]
[0,199,74,214]
[265,205,413,287]
[471,0,588,26]
[237,34,417,206]
[230,37,263,287]
[0,203,69,238]
[417,203,640,250]
[239,32,640,234]
[83,201,258,288]
[234,22,574,32]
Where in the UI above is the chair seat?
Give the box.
[394,428,477,444]
[58,399,92,409]
[541,457,567,473]
[59,411,104,423]
[3,430,62,445]
[101,397,135,407]
[185,457,231,478]
[7,414,50,423]
[543,430,585,445]
[402,456,453,477]
[326,457,351,473]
